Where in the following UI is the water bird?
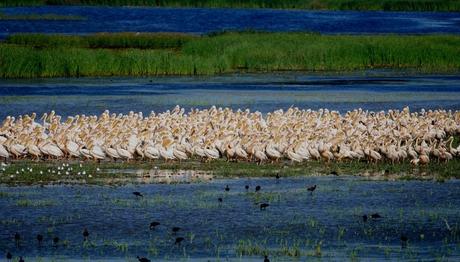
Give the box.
[175,237,185,246]
[400,234,408,248]
[172,227,181,234]
[53,236,59,246]
[133,191,143,197]
[330,170,338,176]
[37,234,43,245]
[307,185,317,194]
[362,215,368,222]
[14,232,20,246]
[260,203,269,210]
[264,255,270,262]
[6,252,12,260]
[255,185,261,192]
[149,221,160,230]
[19,257,24,262]
[137,256,151,262]
[245,185,249,191]
[225,185,230,192]
[276,173,280,179]
[83,228,89,241]
[218,197,223,203]
[371,213,382,219]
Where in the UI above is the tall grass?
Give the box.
[1,0,460,11]
[1,32,459,78]
[6,33,198,49]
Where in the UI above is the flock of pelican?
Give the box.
[0,106,459,165]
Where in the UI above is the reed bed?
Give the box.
[1,32,459,78]
[1,0,460,11]
[0,12,85,20]
[6,32,198,49]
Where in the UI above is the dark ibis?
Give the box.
[245,185,249,191]
[276,173,280,179]
[255,185,261,192]
[330,171,338,176]
[225,185,230,192]
[83,228,89,241]
[175,237,185,246]
[37,234,43,245]
[172,227,181,234]
[362,215,368,223]
[14,233,20,246]
[133,191,143,197]
[19,257,24,262]
[149,221,160,230]
[307,185,317,194]
[371,213,382,219]
[401,235,408,248]
[218,197,223,203]
[137,256,151,262]
[260,203,270,210]
[6,252,12,260]
[264,255,270,262]
[53,236,59,246]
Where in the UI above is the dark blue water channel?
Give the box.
[1,72,460,119]
[1,6,460,38]
[0,175,459,260]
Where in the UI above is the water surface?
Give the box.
[1,6,460,38]
[1,72,460,118]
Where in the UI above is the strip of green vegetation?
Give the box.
[6,32,198,49]
[0,12,85,20]
[1,0,460,11]
[1,32,459,78]
[0,158,459,185]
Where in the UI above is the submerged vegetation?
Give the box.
[1,0,460,11]
[1,32,459,78]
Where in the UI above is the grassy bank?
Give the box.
[0,12,85,20]
[1,159,459,185]
[1,32,459,78]
[1,0,460,11]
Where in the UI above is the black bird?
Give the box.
[218,197,223,203]
[14,233,20,246]
[53,236,59,246]
[330,170,338,176]
[37,234,43,245]
[371,213,382,219]
[19,257,24,262]
[133,191,143,197]
[172,227,181,234]
[83,228,89,241]
[264,255,270,262]
[307,185,317,194]
[225,185,230,192]
[275,173,280,179]
[149,221,160,230]
[137,256,151,262]
[400,235,408,248]
[362,215,368,223]
[255,185,261,192]
[260,203,270,210]
[175,237,185,246]
[245,185,249,191]
[6,251,12,260]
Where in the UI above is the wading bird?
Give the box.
[149,221,160,230]
[133,191,143,197]
[260,203,269,210]
[137,256,151,262]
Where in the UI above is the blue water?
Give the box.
[1,72,460,119]
[0,6,460,38]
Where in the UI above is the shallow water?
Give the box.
[1,6,460,38]
[0,176,459,260]
[1,72,460,119]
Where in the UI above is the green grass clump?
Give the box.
[1,0,460,11]
[1,32,459,78]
